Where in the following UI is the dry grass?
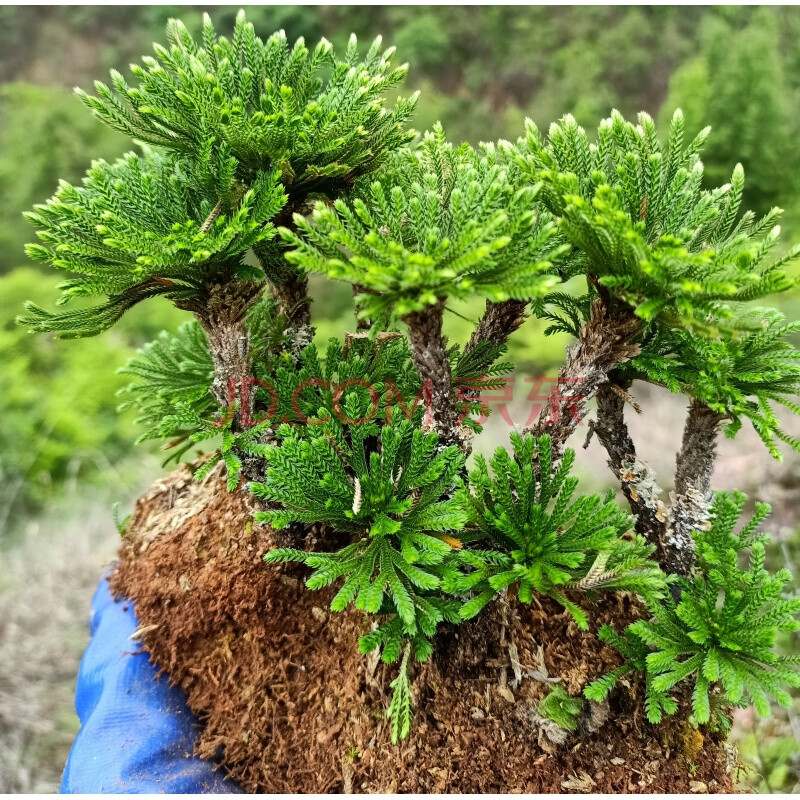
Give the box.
[0,495,128,792]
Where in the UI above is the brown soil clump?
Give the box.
[109,464,737,793]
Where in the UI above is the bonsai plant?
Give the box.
[21,11,800,792]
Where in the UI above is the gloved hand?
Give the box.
[61,576,241,794]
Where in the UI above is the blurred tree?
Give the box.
[658,57,709,137]
[704,11,794,212]
[0,84,128,274]
[386,9,449,73]
[0,269,134,518]
[661,11,795,216]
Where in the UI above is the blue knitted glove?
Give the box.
[61,577,240,794]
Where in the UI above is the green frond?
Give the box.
[280,123,566,324]
[538,685,584,731]
[116,320,216,461]
[21,148,286,337]
[510,109,799,334]
[451,433,666,626]
[259,410,466,663]
[592,491,800,726]
[625,310,800,460]
[78,12,417,193]
[387,646,413,743]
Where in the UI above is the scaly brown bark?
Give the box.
[666,399,724,577]
[404,299,464,450]
[593,379,668,554]
[525,298,641,461]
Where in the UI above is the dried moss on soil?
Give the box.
[109,463,737,793]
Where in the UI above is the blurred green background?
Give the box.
[0,5,798,792]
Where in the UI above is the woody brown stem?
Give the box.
[525,298,642,461]
[464,299,529,356]
[268,268,314,360]
[254,198,315,362]
[199,199,224,234]
[456,299,530,453]
[201,318,250,412]
[180,277,263,424]
[404,299,463,450]
[352,283,371,331]
[593,377,668,559]
[665,399,724,577]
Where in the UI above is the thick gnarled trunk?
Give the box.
[404,299,464,450]
[181,277,263,422]
[268,269,314,361]
[666,399,723,576]
[593,380,669,549]
[525,299,641,460]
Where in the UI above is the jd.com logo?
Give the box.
[221,374,586,430]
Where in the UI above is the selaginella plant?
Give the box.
[509,110,800,576]
[587,492,800,726]
[538,685,585,732]
[447,432,665,628]
[21,10,418,409]
[19,10,800,750]
[258,413,466,672]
